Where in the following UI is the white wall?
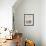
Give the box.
[13,0,42,46]
[0,0,16,30]
[41,0,46,46]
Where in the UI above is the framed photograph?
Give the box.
[24,14,34,26]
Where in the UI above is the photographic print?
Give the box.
[24,14,34,26]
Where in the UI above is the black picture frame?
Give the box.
[24,14,34,26]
